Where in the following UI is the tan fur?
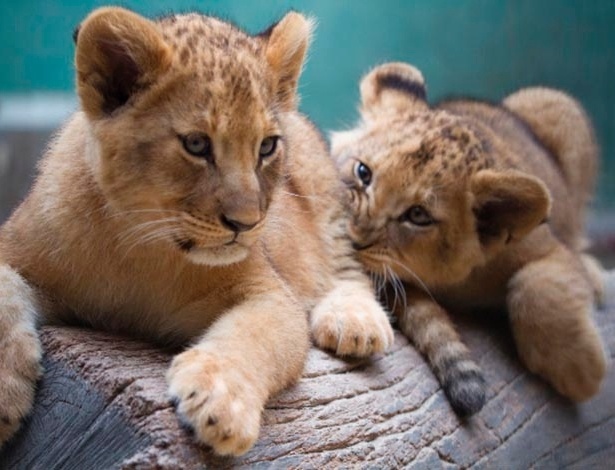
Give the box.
[0,8,392,455]
[332,62,607,413]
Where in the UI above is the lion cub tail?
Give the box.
[397,296,486,416]
[503,87,598,222]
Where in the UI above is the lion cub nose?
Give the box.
[220,215,258,233]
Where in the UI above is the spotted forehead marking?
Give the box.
[157,14,269,99]
[151,13,277,134]
[369,111,496,181]
[159,14,261,59]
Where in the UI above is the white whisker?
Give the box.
[115,216,183,259]
[279,190,324,201]
[386,264,407,314]
[385,265,396,313]
[375,269,386,296]
[120,226,183,260]
[117,217,182,245]
[108,208,185,219]
[387,258,436,303]
[380,264,391,308]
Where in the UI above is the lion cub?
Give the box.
[332,62,607,415]
[0,8,393,456]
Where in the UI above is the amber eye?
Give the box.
[355,161,372,186]
[259,136,279,158]
[401,205,434,226]
[182,133,213,161]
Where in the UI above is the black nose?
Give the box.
[220,215,258,233]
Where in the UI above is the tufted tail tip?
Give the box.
[443,369,487,416]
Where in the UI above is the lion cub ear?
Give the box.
[360,62,429,120]
[471,169,551,250]
[264,12,314,111]
[75,7,172,118]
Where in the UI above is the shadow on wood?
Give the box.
[1,273,614,469]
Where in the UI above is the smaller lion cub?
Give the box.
[332,62,607,415]
[0,8,393,456]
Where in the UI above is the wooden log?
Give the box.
[1,272,614,469]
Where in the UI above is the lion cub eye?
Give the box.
[355,161,372,186]
[401,205,434,226]
[259,136,279,158]
[182,133,213,161]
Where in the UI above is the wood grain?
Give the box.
[1,272,614,469]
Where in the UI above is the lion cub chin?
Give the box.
[332,62,607,415]
[0,8,393,456]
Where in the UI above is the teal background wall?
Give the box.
[1,0,614,207]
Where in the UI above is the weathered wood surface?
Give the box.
[1,272,614,469]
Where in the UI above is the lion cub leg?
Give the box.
[0,264,42,446]
[580,253,606,307]
[507,245,607,401]
[167,288,308,456]
[310,275,394,357]
[397,288,486,415]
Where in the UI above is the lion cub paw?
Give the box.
[167,349,262,456]
[551,340,606,402]
[0,328,42,446]
[311,282,394,357]
[523,332,607,402]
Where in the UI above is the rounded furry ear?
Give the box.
[75,7,172,118]
[264,12,314,111]
[471,169,551,250]
[360,62,429,120]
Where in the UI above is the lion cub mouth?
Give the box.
[176,238,196,252]
[175,237,238,252]
[174,236,250,266]
[185,245,249,266]
[351,241,375,251]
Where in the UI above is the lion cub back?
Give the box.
[440,90,598,250]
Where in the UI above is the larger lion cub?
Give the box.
[0,8,392,456]
[332,62,607,415]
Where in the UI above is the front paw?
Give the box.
[167,349,263,456]
[311,283,394,357]
[0,328,42,446]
